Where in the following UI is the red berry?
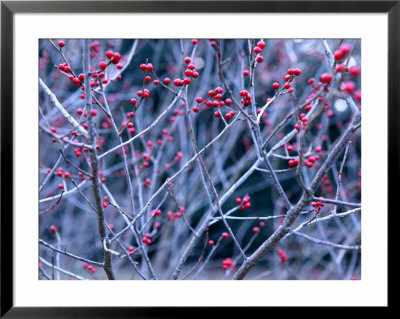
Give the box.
[350,66,360,77]
[339,43,352,55]
[208,240,215,246]
[254,46,262,54]
[146,63,153,71]
[58,40,65,47]
[272,82,280,90]
[256,55,264,63]
[50,225,57,234]
[164,77,171,84]
[243,69,249,76]
[185,69,193,77]
[143,89,150,98]
[214,111,220,118]
[184,56,191,63]
[99,61,107,70]
[130,98,137,105]
[253,227,260,233]
[64,172,70,178]
[105,50,114,58]
[222,232,229,239]
[139,64,147,71]
[257,40,266,49]
[308,78,315,85]
[342,81,356,93]
[320,73,333,84]
[192,106,199,113]
[334,50,345,60]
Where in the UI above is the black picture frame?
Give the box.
[1,1,396,317]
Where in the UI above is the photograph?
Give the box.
[38,38,361,281]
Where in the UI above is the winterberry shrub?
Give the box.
[39,39,361,280]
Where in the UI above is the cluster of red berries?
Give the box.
[169,58,199,87]
[143,178,151,188]
[167,207,185,222]
[55,167,70,179]
[276,247,288,263]
[272,68,301,93]
[150,209,162,217]
[139,152,151,169]
[174,151,183,162]
[333,43,352,61]
[139,62,153,72]
[102,196,109,208]
[104,48,122,66]
[136,88,151,99]
[288,144,322,168]
[311,201,325,208]
[294,112,310,131]
[222,257,235,270]
[142,233,152,245]
[319,174,334,193]
[254,40,266,63]
[236,195,251,211]
[239,89,252,107]
[90,71,108,86]
[311,201,325,214]
[83,262,97,274]
[58,62,72,74]
[193,87,234,119]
